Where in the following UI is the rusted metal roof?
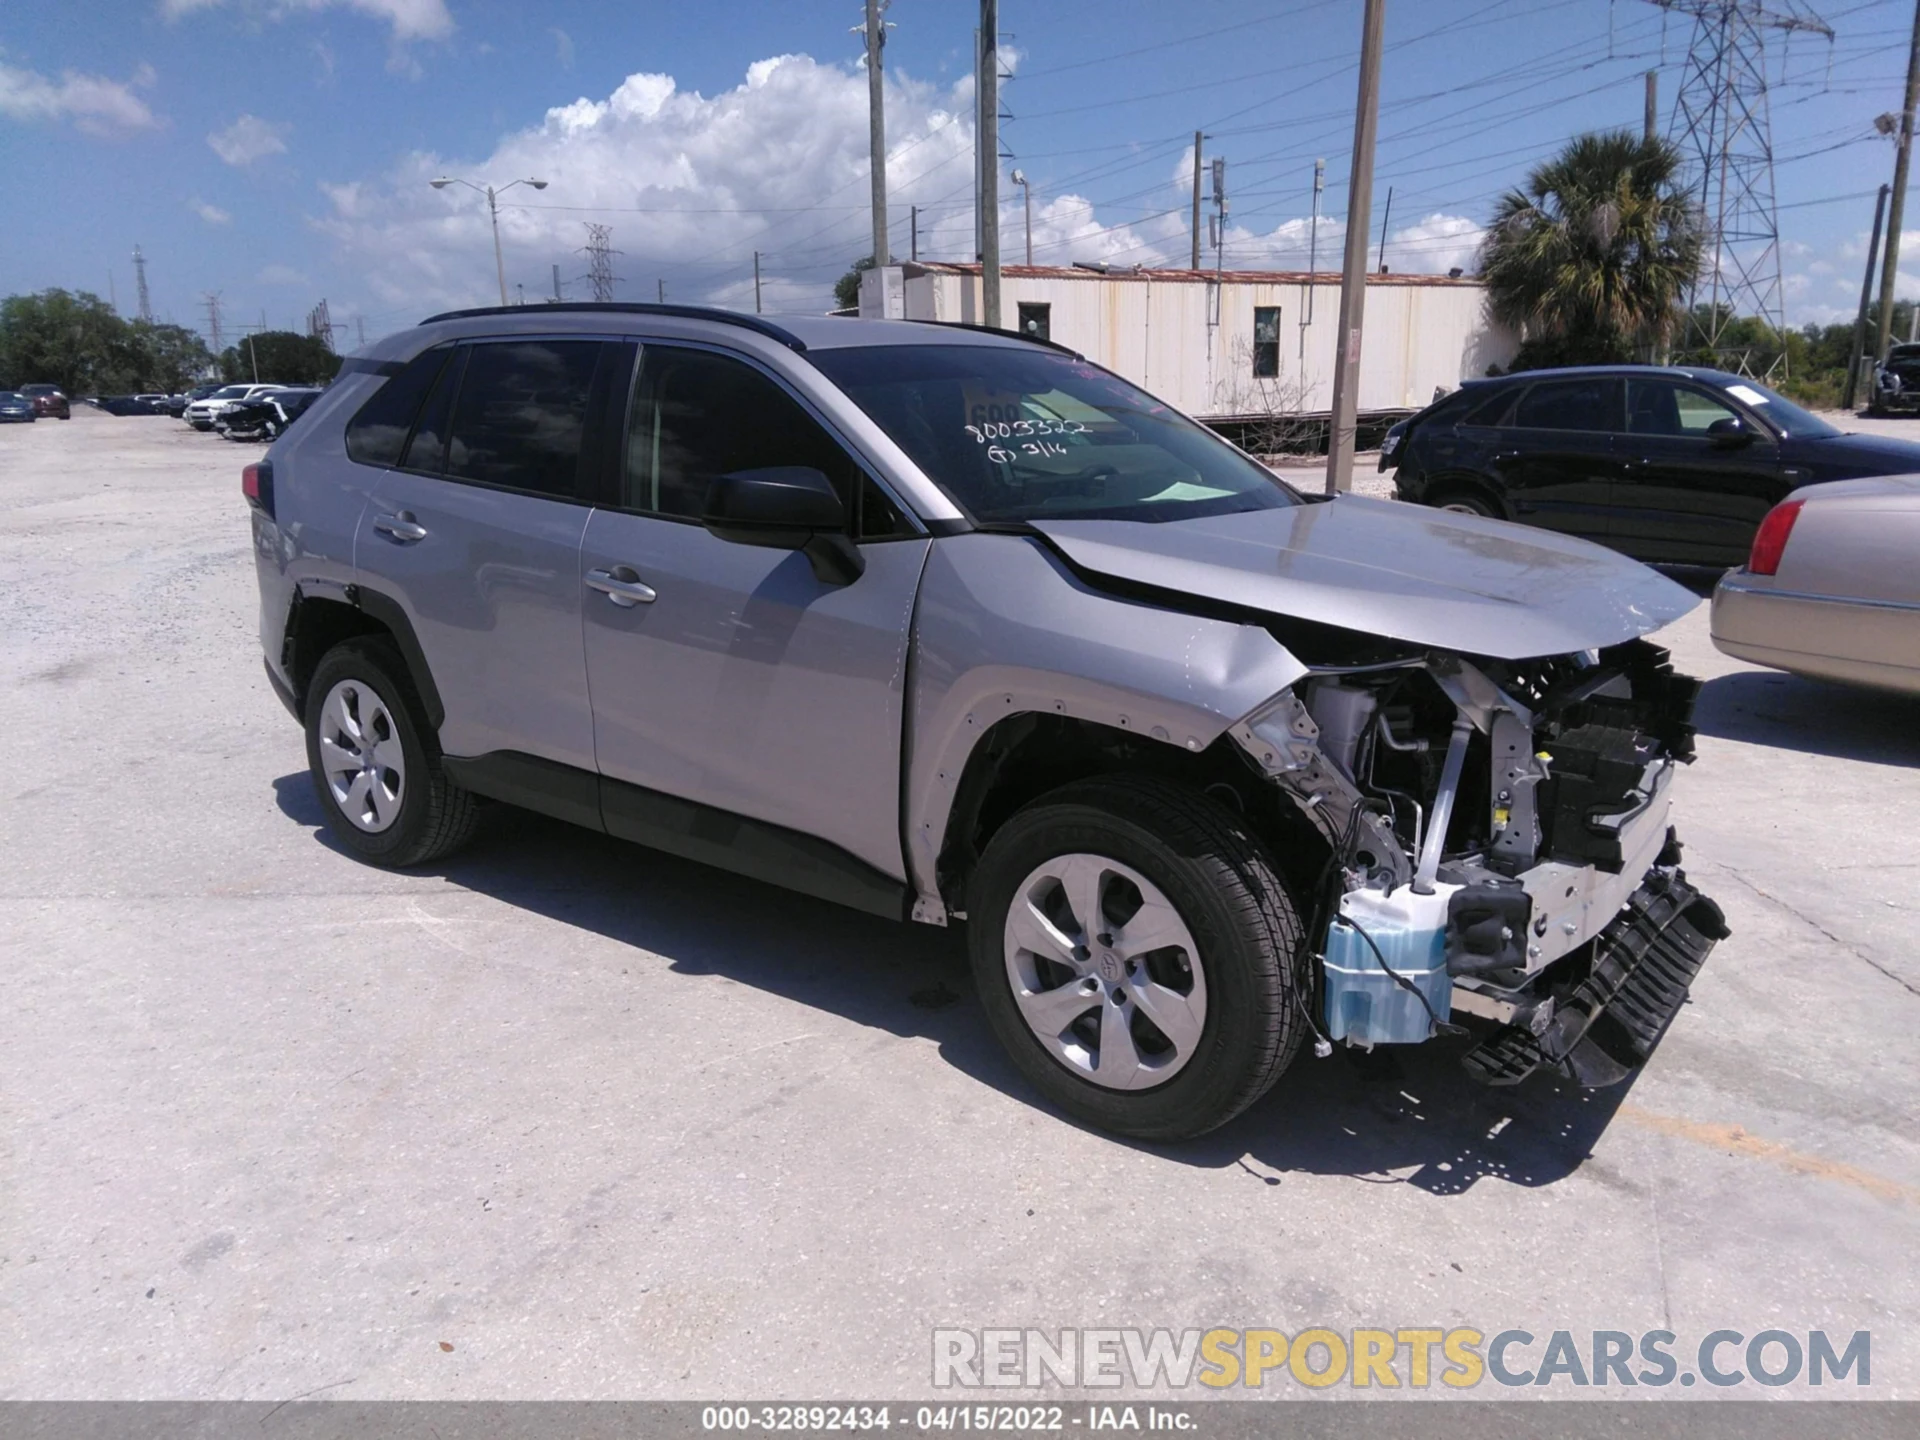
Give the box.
[907,261,1481,287]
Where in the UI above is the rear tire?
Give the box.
[967,775,1304,1141]
[1430,488,1498,518]
[304,638,477,867]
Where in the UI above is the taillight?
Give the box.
[242,460,275,518]
[1748,497,1803,575]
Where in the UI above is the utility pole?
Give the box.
[1325,0,1384,495]
[658,279,666,304]
[864,0,891,267]
[1645,69,1658,143]
[911,205,919,261]
[355,316,366,349]
[552,263,563,301]
[1844,184,1890,409]
[754,251,763,313]
[132,244,153,323]
[1876,0,1920,364]
[1301,158,1325,360]
[979,0,1002,327]
[1191,130,1205,269]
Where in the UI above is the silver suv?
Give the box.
[246,303,1726,1140]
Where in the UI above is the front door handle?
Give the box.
[585,566,657,607]
[372,512,427,543]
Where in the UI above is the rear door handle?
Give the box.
[585,566,657,607]
[372,512,427,543]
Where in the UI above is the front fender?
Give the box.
[905,533,1308,913]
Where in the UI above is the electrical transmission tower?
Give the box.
[307,298,335,352]
[132,244,153,323]
[201,292,224,353]
[580,223,621,302]
[1648,0,1833,370]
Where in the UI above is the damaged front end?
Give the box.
[1229,639,1729,1088]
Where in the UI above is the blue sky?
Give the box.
[2,0,1915,348]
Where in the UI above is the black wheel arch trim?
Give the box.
[343,583,446,731]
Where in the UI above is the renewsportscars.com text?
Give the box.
[932,1327,1871,1391]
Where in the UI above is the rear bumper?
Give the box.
[1712,573,1920,694]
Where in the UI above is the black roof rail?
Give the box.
[904,317,1080,356]
[417,301,808,352]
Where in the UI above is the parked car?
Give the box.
[89,395,160,416]
[132,393,172,415]
[186,383,284,430]
[18,383,70,419]
[170,386,218,418]
[1711,476,1920,694]
[220,387,322,441]
[1870,342,1920,416]
[0,391,37,423]
[1380,365,1920,569]
[247,304,1726,1141]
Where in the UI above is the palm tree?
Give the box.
[1478,130,1702,367]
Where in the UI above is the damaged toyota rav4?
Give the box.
[247,304,1726,1141]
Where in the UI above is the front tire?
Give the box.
[967,776,1304,1141]
[304,638,477,867]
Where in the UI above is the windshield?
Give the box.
[807,344,1300,524]
[211,386,248,399]
[1709,376,1840,438]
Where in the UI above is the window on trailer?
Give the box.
[1253,306,1281,378]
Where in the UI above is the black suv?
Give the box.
[1382,364,1920,567]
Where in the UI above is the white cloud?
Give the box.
[553,28,574,69]
[315,54,981,314]
[209,112,289,166]
[189,197,232,224]
[0,59,158,136]
[311,53,1478,321]
[258,263,311,286]
[159,0,452,43]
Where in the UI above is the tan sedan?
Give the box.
[1711,474,1920,694]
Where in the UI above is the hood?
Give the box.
[1031,496,1700,661]
[1807,430,1920,470]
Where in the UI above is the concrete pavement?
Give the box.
[1,409,1915,1401]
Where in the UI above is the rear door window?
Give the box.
[444,340,602,500]
[1513,378,1623,432]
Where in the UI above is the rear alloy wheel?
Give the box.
[304,639,477,867]
[968,775,1303,1141]
[1434,491,1496,517]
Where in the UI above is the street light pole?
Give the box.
[1012,170,1032,266]
[430,175,550,306]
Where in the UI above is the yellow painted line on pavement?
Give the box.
[1619,1104,1920,1206]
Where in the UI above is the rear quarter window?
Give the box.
[344,347,453,468]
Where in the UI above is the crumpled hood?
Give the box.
[1031,495,1700,660]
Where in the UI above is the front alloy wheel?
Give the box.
[969,775,1303,1141]
[1003,853,1208,1090]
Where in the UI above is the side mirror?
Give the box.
[1707,415,1756,447]
[702,466,864,585]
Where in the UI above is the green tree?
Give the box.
[1479,131,1702,369]
[0,289,218,394]
[218,330,341,385]
[133,321,216,391]
[0,289,136,394]
[833,255,876,311]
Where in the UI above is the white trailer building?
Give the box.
[860,262,1517,426]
